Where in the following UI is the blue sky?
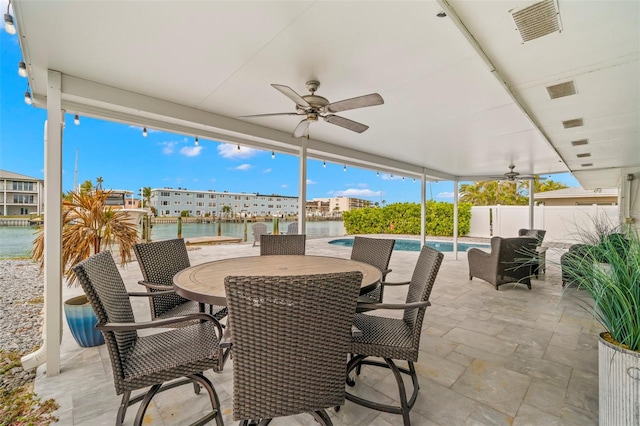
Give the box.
[0,29,579,204]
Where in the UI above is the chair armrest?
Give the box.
[381,280,411,287]
[219,327,232,348]
[138,280,173,291]
[351,325,362,338]
[97,312,223,337]
[356,300,431,311]
[128,290,175,297]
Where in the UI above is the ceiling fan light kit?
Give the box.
[241,80,384,138]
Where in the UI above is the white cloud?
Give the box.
[306,179,317,185]
[160,141,178,154]
[217,143,259,159]
[281,184,288,188]
[263,168,272,174]
[209,178,217,183]
[437,191,454,199]
[381,173,402,181]
[180,146,203,157]
[357,183,368,188]
[332,188,381,197]
[230,163,252,171]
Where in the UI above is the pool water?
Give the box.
[328,238,488,252]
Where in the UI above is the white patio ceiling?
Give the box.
[13,0,640,188]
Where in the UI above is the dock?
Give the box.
[184,236,243,245]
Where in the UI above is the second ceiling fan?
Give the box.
[241,80,384,138]
[486,164,547,181]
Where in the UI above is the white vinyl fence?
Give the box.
[468,205,619,243]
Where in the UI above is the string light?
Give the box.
[194,136,199,146]
[18,61,27,77]
[402,177,405,181]
[376,171,379,177]
[74,114,80,125]
[271,151,275,159]
[323,161,326,168]
[237,145,241,151]
[413,178,416,183]
[343,164,347,172]
[24,90,32,105]
[4,9,16,35]
[142,127,147,137]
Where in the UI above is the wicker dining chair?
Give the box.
[72,251,227,426]
[350,236,395,304]
[224,271,363,425]
[134,238,227,322]
[260,234,306,255]
[345,246,443,426]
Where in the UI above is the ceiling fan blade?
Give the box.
[271,84,310,108]
[239,112,304,118]
[324,114,369,133]
[293,119,310,138]
[326,93,384,113]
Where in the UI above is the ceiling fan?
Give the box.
[240,80,384,138]
[486,165,547,181]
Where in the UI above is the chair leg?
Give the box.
[345,356,419,426]
[311,410,333,425]
[187,372,224,426]
[117,391,131,426]
[134,383,161,426]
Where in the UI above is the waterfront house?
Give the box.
[0,169,44,217]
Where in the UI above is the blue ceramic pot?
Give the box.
[63,295,104,347]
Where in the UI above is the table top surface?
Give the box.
[173,255,382,306]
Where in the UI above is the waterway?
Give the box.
[0,221,347,258]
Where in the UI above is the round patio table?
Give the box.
[173,255,382,306]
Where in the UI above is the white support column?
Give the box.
[298,139,307,233]
[420,173,426,246]
[453,180,459,260]
[45,70,63,376]
[3,180,6,216]
[529,180,535,229]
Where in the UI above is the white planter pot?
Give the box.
[599,333,640,426]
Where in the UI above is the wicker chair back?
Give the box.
[225,271,362,421]
[72,251,137,384]
[260,234,306,255]
[134,238,191,318]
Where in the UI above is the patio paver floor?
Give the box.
[33,236,599,425]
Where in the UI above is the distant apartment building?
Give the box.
[312,196,372,214]
[306,200,330,217]
[0,169,44,216]
[150,188,298,217]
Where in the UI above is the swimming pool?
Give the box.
[328,238,489,252]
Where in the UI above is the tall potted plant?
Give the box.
[32,188,138,347]
[562,221,639,425]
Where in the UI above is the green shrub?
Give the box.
[343,201,471,236]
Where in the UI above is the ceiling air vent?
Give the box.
[581,163,593,167]
[577,153,591,158]
[546,81,576,99]
[512,0,561,43]
[571,139,589,146]
[563,118,584,128]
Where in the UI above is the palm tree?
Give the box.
[79,180,93,194]
[142,186,152,207]
[222,205,232,219]
[32,189,139,285]
[95,176,104,190]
